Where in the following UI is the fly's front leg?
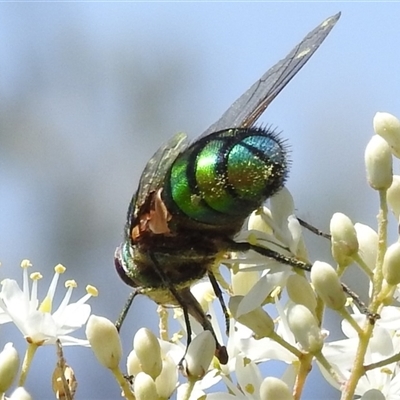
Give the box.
[116,290,140,332]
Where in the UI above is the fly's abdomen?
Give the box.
[163,127,289,229]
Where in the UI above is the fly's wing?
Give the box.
[201,12,340,137]
[128,132,188,225]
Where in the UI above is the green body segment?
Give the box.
[163,127,288,228]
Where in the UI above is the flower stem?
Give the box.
[364,351,400,371]
[19,342,39,386]
[110,367,136,400]
[352,253,374,280]
[269,332,303,358]
[337,308,363,335]
[340,189,388,400]
[314,351,346,385]
[181,377,197,400]
[293,353,313,400]
[157,305,169,341]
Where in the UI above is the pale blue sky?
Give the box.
[0,3,399,399]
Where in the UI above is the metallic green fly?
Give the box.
[114,13,340,364]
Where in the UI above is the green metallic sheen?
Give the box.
[163,127,288,228]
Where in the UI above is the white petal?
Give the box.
[378,306,400,330]
[206,394,238,400]
[237,272,287,317]
[0,280,29,319]
[52,303,91,333]
[57,335,90,346]
[24,311,58,343]
[235,354,263,400]
[368,326,393,359]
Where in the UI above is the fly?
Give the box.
[114,13,341,364]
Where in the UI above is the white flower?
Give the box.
[0,261,95,346]
[234,188,308,272]
[229,296,274,338]
[322,306,400,398]
[207,354,295,400]
[222,295,298,388]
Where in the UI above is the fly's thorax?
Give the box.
[115,233,221,293]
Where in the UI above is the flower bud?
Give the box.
[365,135,393,190]
[183,331,215,379]
[355,223,378,270]
[133,328,162,380]
[9,387,33,400]
[373,112,400,159]
[0,343,19,392]
[155,355,178,399]
[360,388,386,400]
[330,212,359,266]
[127,350,141,377]
[310,261,346,310]
[387,175,400,220]
[286,304,324,353]
[382,242,400,286]
[133,372,158,400]
[85,315,122,370]
[229,296,274,338]
[286,274,317,313]
[259,377,294,400]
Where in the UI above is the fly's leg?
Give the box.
[226,239,378,321]
[228,240,312,271]
[292,220,379,321]
[147,252,228,364]
[115,290,140,332]
[178,287,228,365]
[208,271,230,336]
[297,217,331,240]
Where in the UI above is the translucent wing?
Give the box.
[201,12,340,137]
[128,13,340,226]
[130,132,188,220]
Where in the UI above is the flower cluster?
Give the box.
[2,111,400,400]
[83,111,400,400]
[0,260,96,399]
